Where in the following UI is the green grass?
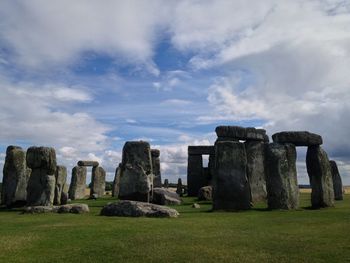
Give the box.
[0,194,349,263]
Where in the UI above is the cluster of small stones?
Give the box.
[187,126,343,211]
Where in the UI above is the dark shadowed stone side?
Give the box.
[215,126,266,141]
[54,165,67,205]
[100,200,179,218]
[26,146,57,206]
[112,164,121,197]
[213,141,251,211]
[198,186,212,201]
[118,141,153,202]
[272,131,323,146]
[68,166,87,200]
[329,160,343,200]
[245,141,267,203]
[176,178,183,196]
[2,146,30,207]
[306,146,334,208]
[187,154,204,196]
[164,179,169,188]
[151,149,162,188]
[152,188,182,205]
[265,143,299,210]
[77,160,99,167]
[90,166,106,198]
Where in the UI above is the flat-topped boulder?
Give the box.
[215,126,267,142]
[77,160,99,167]
[100,200,179,218]
[272,131,322,146]
[152,188,182,205]
[22,203,89,214]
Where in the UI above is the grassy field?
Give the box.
[0,193,349,263]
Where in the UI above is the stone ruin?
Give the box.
[151,149,162,188]
[68,160,106,199]
[187,126,344,211]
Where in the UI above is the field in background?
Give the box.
[0,193,349,263]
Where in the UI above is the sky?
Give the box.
[0,0,350,185]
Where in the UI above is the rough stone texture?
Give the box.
[245,141,267,203]
[151,149,162,188]
[118,141,153,202]
[90,166,106,198]
[100,200,179,218]
[176,178,183,196]
[77,160,99,167]
[306,146,334,208]
[152,188,182,205]
[54,165,67,205]
[213,141,251,211]
[215,126,267,141]
[26,147,57,206]
[208,154,216,184]
[112,164,121,197]
[60,191,68,205]
[188,146,215,155]
[198,186,212,201]
[265,143,299,210]
[68,166,87,200]
[23,203,89,214]
[187,154,204,196]
[329,160,343,200]
[2,146,30,207]
[164,179,169,188]
[272,131,323,146]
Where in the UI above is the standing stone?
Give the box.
[176,178,183,196]
[118,141,153,202]
[90,166,106,198]
[151,149,162,188]
[265,143,299,210]
[68,166,87,200]
[164,179,169,188]
[26,146,57,206]
[245,141,267,203]
[112,164,121,197]
[213,141,251,211]
[306,146,334,208]
[54,165,67,205]
[329,160,343,200]
[2,146,30,207]
[187,154,204,196]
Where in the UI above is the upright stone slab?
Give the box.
[90,166,106,198]
[26,146,57,206]
[118,141,153,202]
[164,179,169,188]
[68,166,87,200]
[306,146,334,208]
[151,149,162,188]
[176,178,183,196]
[329,160,343,200]
[187,154,203,196]
[112,164,121,197]
[245,141,267,203]
[2,146,30,207]
[213,141,251,211]
[265,143,299,210]
[54,165,67,205]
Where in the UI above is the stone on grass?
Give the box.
[90,166,106,198]
[68,166,87,200]
[192,203,200,208]
[57,204,90,214]
[54,165,67,205]
[112,164,121,197]
[198,186,212,201]
[329,160,343,200]
[100,200,179,218]
[152,188,181,205]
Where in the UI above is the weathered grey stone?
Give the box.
[152,188,182,205]
[68,166,87,200]
[118,141,153,202]
[329,160,343,200]
[23,206,54,213]
[2,146,30,207]
[100,200,179,218]
[272,131,323,146]
[213,141,251,211]
[245,141,267,203]
[265,143,299,210]
[187,154,204,196]
[54,165,67,205]
[306,146,334,208]
[151,149,162,188]
[176,178,183,196]
[188,146,215,155]
[77,160,99,167]
[90,166,106,198]
[198,186,212,201]
[26,147,57,206]
[164,179,169,188]
[192,203,200,208]
[215,126,266,141]
[57,204,89,214]
[112,164,121,197]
